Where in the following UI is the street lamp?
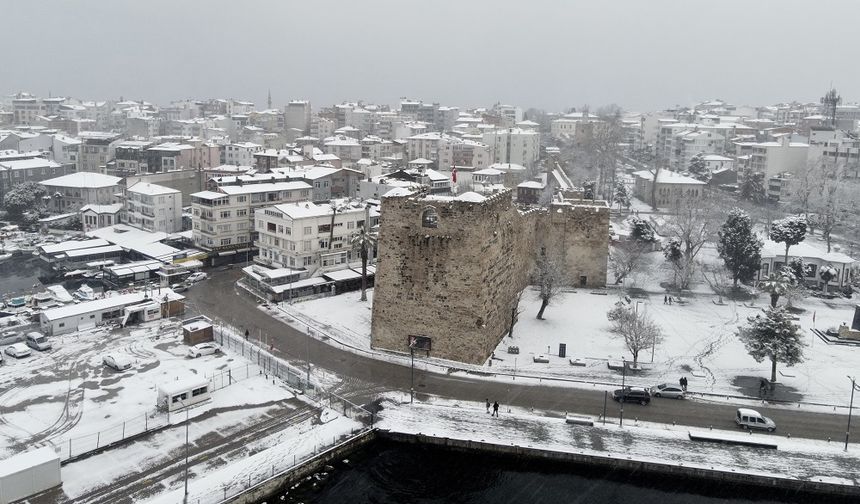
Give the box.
[181,400,190,504]
[619,358,627,427]
[410,347,415,404]
[846,376,860,451]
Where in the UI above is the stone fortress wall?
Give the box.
[371,189,608,364]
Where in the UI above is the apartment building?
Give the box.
[749,136,809,177]
[190,180,312,255]
[808,127,860,177]
[40,172,122,213]
[0,156,72,200]
[78,131,122,173]
[482,127,540,169]
[286,100,311,134]
[224,142,263,166]
[126,182,182,233]
[253,199,372,274]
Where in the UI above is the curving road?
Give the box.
[187,269,856,443]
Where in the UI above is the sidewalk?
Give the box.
[377,396,860,490]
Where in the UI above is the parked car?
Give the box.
[171,283,189,293]
[650,383,685,399]
[103,354,133,371]
[25,332,52,352]
[735,408,776,432]
[188,342,222,358]
[611,387,651,405]
[5,343,31,359]
[187,272,208,283]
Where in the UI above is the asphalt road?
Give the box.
[186,269,857,443]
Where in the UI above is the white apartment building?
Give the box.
[311,116,336,139]
[750,136,809,177]
[254,199,372,274]
[224,142,263,166]
[323,135,362,162]
[406,132,451,162]
[808,127,860,178]
[285,100,311,134]
[40,172,121,213]
[482,127,540,169]
[126,182,183,233]
[51,134,80,168]
[672,129,725,170]
[437,137,491,169]
[190,181,312,254]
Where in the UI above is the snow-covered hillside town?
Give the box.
[3,2,860,504]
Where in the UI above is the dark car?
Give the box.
[611,387,651,405]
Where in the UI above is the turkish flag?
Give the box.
[452,166,457,183]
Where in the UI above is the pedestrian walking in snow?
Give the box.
[492,401,499,417]
[664,295,668,304]
[485,398,490,413]
[679,377,684,389]
[681,377,688,391]
[668,297,673,305]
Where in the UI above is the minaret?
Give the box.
[267,89,272,110]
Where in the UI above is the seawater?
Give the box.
[267,439,854,504]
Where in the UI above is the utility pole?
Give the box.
[846,376,858,451]
[410,347,415,404]
[619,358,627,427]
[182,402,190,504]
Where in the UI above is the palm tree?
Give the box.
[759,270,793,308]
[351,225,377,301]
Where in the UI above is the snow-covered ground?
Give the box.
[282,265,860,405]
[376,395,860,487]
[0,319,296,460]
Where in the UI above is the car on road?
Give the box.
[186,272,208,283]
[650,383,685,399]
[171,283,189,293]
[735,408,776,432]
[103,354,133,371]
[188,342,222,358]
[5,343,31,359]
[611,387,651,405]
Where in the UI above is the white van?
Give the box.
[25,332,52,352]
[735,408,776,432]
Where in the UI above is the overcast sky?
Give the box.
[2,0,858,113]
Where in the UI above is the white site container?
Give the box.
[157,377,211,412]
[0,446,62,504]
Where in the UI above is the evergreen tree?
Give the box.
[629,216,655,243]
[770,215,807,265]
[737,307,805,383]
[739,171,767,203]
[663,236,683,286]
[717,208,762,287]
[688,153,708,180]
[3,181,47,219]
[613,183,631,211]
[819,265,838,295]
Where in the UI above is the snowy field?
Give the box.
[0,318,295,461]
[377,395,860,487]
[282,263,860,405]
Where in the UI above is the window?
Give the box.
[347,221,355,229]
[304,226,312,235]
[192,386,208,397]
[421,207,438,228]
[220,210,231,218]
[267,222,276,232]
[172,393,188,403]
[318,224,331,233]
[303,241,311,251]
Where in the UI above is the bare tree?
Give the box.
[507,289,525,338]
[660,197,716,289]
[534,248,563,320]
[350,225,377,302]
[610,242,648,285]
[700,262,732,304]
[607,303,663,368]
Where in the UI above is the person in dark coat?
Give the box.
[492,401,499,417]
[664,295,668,304]
[485,398,490,413]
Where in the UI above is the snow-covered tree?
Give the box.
[759,270,794,307]
[663,236,683,286]
[350,225,377,302]
[717,208,762,287]
[610,241,648,285]
[3,181,47,219]
[819,264,838,295]
[701,262,732,304]
[769,215,807,265]
[739,171,767,204]
[737,307,805,384]
[583,180,596,200]
[662,198,716,289]
[534,248,563,320]
[688,153,708,180]
[613,183,631,211]
[607,303,663,368]
[629,216,655,243]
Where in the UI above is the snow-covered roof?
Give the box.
[39,239,111,255]
[41,172,121,188]
[488,162,526,172]
[128,182,180,196]
[455,192,487,203]
[381,187,416,198]
[473,168,504,176]
[760,239,855,264]
[632,170,706,185]
[408,158,434,165]
[80,203,123,214]
[41,290,181,322]
[518,180,545,189]
[191,191,229,200]
[702,155,733,162]
[0,447,58,478]
[0,158,61,170]
[158,376,210,396]
[218,181,311,195]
